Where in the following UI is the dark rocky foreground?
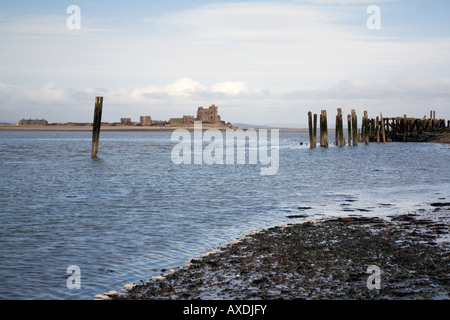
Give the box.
[110,213,449,300]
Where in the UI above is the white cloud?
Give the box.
[123,79,258,102]
[163,78,207,96]
[211,81,249,95]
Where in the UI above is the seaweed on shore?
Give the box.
[114,216,449,300]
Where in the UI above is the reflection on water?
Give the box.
[0,130,448,299]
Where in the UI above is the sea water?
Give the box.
[0,130,448,299]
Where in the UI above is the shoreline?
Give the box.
[0,124,307,132]
[2,125,448,143]
[105,205,449,300]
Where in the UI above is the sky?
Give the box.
[1,0,449,127]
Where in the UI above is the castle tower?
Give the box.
[196,105,220,123]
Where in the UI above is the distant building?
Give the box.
[140,116,152,126]
[196,105,221,123]
[19,118,48,125]
[169,115,195,126]
[120,118,132,125]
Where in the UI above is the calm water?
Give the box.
[0,130,449,300]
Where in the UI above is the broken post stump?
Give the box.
[91,96,103,157]
[347,114,351,146]
[313,113,317,148]
[337,108,344,147]
[335,114,338,146]
[380,113,386,143]
[308,111,313,148]
[363,110,369,145]
[351,110,358,146]
[320,110,328,148]
[376,116,380,143]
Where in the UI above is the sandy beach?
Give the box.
[107,203,449,301]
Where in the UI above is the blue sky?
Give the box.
[1,0,449,126]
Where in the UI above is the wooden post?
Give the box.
[363,110,369,145]
[380,113,386,143]
[313,113,317,148]
[351,109,358,146]
[362,112,365,144]
[320,112,324,147]
[91,96,103,157]
[347,114,351,146]
[320,110,328,148]
[385,118,390,141]
[308,111,313,148]
[335,114,339,146]
[324,110,329,148]
[376,116,380,143]
[337,108,344,147]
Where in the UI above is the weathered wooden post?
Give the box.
[319,111,323,146]
[335,114,339,146]
[380,113,386,143]
[313,113,317,148]
[347,114,352,146]
[308,111,313,148]
[385,118,390,141]
[376,116,380,143]
[351,109,358,146]
[320,112,324,147]
[363,110,369,145]
[308,111,317,148]
[337,108,344,147]
[320,110,329,148]
[91,96,103,157]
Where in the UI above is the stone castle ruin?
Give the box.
[168,105,223,126]
[133,105,232,128]
[196,105,221,123]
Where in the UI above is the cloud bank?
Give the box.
[2,76,449,125]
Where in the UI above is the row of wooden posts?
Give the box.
[308,109,448,148]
